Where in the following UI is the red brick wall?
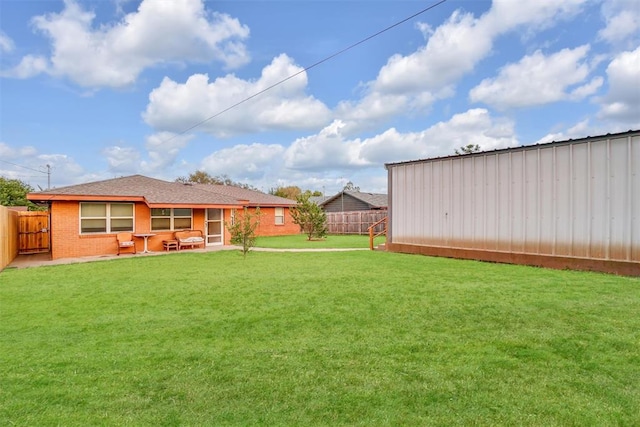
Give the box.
[50,202,175,259]
[49,202,301,259]
[254,207,300,237]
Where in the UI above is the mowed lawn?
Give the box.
[1,250,638,426]
[255,234,385,249]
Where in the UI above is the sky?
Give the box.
[1,0,639,195]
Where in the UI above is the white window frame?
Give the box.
[275,207,285,225]
[150,208,193,231]
[230,208,236,226]
[80,202,134,234]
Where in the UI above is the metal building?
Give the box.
[385,130,640,275]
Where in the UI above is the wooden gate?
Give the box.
[18,211,50,254]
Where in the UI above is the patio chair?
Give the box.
[116,232,136,255]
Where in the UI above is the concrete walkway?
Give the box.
[5,246,369,269]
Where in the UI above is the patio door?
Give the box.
[205,208,223,245]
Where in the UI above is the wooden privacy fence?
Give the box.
[0,206,20,271]
[326,210,387,235]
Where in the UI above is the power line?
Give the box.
[166,0,449,141]
[0,158,48,174]
[0,160,52,188]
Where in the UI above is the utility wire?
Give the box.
[0,158,48,174]
[166,0,449,141]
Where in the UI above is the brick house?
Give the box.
[27,175,299,260]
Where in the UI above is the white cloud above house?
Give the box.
[140,132,195,174]
[102,146,141,174]
[280,108,517,171]
[2,0,250,88]
[142,54,332,137]
[200,143,285,180]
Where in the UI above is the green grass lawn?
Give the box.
[1,251,638,426]
[255,233,385,249]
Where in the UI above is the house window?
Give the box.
[151,208,192,231]
[80,203,134,234]
[275,207,284,225]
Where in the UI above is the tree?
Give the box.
[290,193,327,240]
[343,181,360,191]
[0,177,41,209]
[269,185,302,200]
[226,207,261,257]
[269,186,323,199]
[455,144,481,155]
[176,171,257,190]
[176,170,222,184]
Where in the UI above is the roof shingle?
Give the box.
[26,175,279,207]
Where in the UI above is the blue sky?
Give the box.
[1,0,639,194]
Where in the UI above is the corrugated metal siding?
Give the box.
[388,132,640,263]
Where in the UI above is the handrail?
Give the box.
[368,216,388,250]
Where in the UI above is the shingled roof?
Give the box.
[319,190,388,209]
[27,175,264,208]
[192,183,296,206]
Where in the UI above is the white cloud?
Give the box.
[143,54,332,137]
[534,119,594,144]
[336,0,590,131]
[0,142,38,159]
[486,0,586,32]
[598,0,640,45]
[361,108,517,164]
[284,109,517,171]
[374,11,492,95]
[0,31,14,52]
[1,55,49,79]
[335,93,412,135]
[6,0,250,88]
[570,76,604,99]
[200,143,285,180]
[469,45,599,109]
[597,46,640,125]
[372,0,586,96]
[0,141,85,187]
[40,154,84,180]
[102,146,141,174]
[284,120,368,171]
[141,132,194,173]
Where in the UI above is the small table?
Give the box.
[163,240,178,251]
[133,233,156,253]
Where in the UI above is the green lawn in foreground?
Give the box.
[255,233,385,249]
[1,251,638,426]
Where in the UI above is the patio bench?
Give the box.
[174,230,205,250]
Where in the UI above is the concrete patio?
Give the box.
[6,245,237,269]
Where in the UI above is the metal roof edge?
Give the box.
[384,129,640,169]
